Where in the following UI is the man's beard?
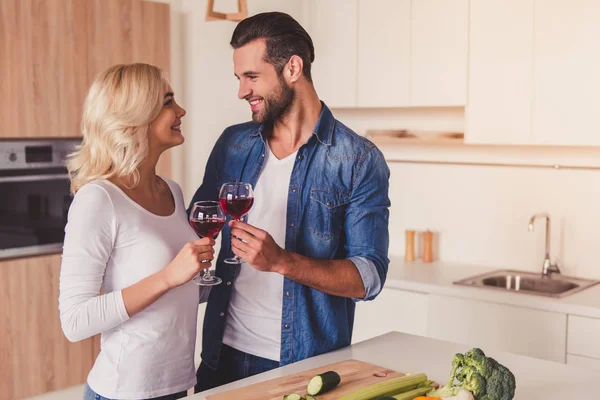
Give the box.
[253,76,295,124]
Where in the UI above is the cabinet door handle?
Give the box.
[0,173,68,183]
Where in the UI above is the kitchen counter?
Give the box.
[385,256,600,319]
[191,331,597,399]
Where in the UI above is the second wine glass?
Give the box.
[219,182,254,264]
[189,201,226,286]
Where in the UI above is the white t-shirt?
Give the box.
[222,144,297,361]
[59,178,206,399]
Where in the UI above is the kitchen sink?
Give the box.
[453,269,600,298]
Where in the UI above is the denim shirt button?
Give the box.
[289,223,294,228]
[285,291,290,297]
[298,154,304,160]
[220,312,225,317]
[226,281,232,286]
[284,324,290,329]
[291,188,296,193]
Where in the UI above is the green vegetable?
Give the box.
[428,348,516,400]
[339,373,429,400]
[304,396,316,400]
[480,362,516,400]
[387,385,432,399]
[283,394,303,400]
[307,371,341,395]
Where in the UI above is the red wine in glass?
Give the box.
[219,182,254,264]
[188,201,226,286]
[219,197,254,220]
[190,218,226,238]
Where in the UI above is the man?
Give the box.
[189,12,390,393]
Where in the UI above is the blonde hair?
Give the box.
[67,63,169,194]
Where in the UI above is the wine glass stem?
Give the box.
[232,218,243,261]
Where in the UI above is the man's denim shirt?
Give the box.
[189,103,390,369]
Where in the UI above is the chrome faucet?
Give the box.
[528,213,561,277]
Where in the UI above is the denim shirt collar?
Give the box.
[249,101,334,146]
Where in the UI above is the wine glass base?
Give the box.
[192,271,222,286]
[224,257,242,264]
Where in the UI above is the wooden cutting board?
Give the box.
[206,359,407,400]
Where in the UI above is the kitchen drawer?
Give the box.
[567,354,600,370]
[567,315,600,359]
[427,294,567,363]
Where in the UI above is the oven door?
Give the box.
[0,168,72,259]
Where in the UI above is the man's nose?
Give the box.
[238,82,251,100]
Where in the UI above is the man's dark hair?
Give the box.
[230,12,315,82]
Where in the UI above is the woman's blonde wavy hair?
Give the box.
[67,63,169,194]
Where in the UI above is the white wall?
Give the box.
[386,158,600,280]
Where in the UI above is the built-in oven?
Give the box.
[0,139,79,260]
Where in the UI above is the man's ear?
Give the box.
[284,55,304,83]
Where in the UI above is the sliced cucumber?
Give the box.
[305,396,316,400]
[283,394,303,400]
[306,370,341,395]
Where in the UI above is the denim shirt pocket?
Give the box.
[308,187,350,242]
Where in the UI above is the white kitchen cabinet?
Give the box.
[567,354,600,370]
[532,0,600,146]
[410,0,468,106]
[306,0,358,108]
[357,0,410,107]
[427,294,567,363]
[352,288,428,344]
[567,315,600,360]
[307,0,467,109]
[465,0,535,145]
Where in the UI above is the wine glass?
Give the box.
[219,182,254,264]
[189,201,226,286]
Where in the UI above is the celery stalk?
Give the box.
[339,373,428,400]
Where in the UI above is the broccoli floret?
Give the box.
[448,353,465,385]
[481,365,516,400]
[465,348,487,362]
[460,367,486,398]
[463,348,495,379]
[429,349,515,400]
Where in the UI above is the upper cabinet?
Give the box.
[1,0,88,139]
[410,0,468,107]
[1,0,170,140]
[467,0,600,147]
[533,0,600,146]
[357,0,410,107]
[307,0,468,109]
[465,0,535,145]
[86,0,170,82]
[307,0,358,108]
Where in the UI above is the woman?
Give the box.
[59,63,213,400]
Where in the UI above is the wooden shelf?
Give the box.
[367,130,464,146]
[370,134,600,171]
